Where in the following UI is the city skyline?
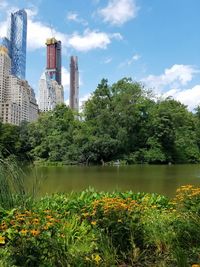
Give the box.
[0,0,200,110]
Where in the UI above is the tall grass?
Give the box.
[0,157,26,209]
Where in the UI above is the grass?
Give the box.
[0,158,27,210]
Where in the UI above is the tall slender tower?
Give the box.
[46,37,61,85]
[8,9,27,79]
[70,56,79,111]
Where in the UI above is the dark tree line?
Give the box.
[1,78,200,164]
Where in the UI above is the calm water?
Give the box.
[26,165,200,197]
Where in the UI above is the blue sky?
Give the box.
[0,0,200,110]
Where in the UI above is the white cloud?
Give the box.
[67,12,78,21]
[80,93,91,104]
[129,53,140,63]
[0,7,69,50]
[66,12,88,26]
[98,0,139,26]
[65,99,69,106]
[68,29,122,52]
[25,7,38,18]
[27,19,69,51]
[163,85,200,111]
[62,67,70,90]
[143,64,200,92]
[79,93,92,111]
[118,53,140,68]
[0,20,7,36]
[142,64,200,110]
[1,7,122,52]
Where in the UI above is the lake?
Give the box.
[26,164,200,197]
[27,164,200,196]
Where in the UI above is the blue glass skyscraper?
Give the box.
[8,9,27,79]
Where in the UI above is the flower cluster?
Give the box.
[171,185,200,214]
[0,209,66,245]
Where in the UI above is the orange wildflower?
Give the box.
[30,229,40,236]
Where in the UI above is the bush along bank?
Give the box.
[0,186,200,267]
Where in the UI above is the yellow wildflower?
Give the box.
[91,221,97,226]
[32,218,39,224]
[30,229,40,236]
[46,222,53,227]
[0,236,5,245]
[20,229,28,235]
[92,254,101,264]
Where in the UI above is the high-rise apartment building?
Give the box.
[7,9,27,79]
[38,71,56,112]
[0,46,38,125]
[39,38,64,112]
[46,37,61,85]
[38,71,64,112]
[0,46,11,102]
[52,80,64,105]
[69,56,79,111]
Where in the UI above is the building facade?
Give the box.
[69,56,79,111]
[0,46,38,125]
[39,38,64,112]
[46,38,61,85]
[0,46,11,102]
[52,80,64,105]
[7,9,27,79]
[38,71,56,112]
[38,71,64,112]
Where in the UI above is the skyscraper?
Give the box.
[39,38,64,112]
[7,9,27,80]
[46,37,61,85]
[0,46,11,103]
[38,71,56,112]
[0,46,38,125]
[69,56,79,111]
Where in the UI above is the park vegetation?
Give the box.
[0,158,199,266]
[0,78,200,266]
[1,77,200,164]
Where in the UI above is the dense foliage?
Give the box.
[0,186,200,266]
[1,77,200,164]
